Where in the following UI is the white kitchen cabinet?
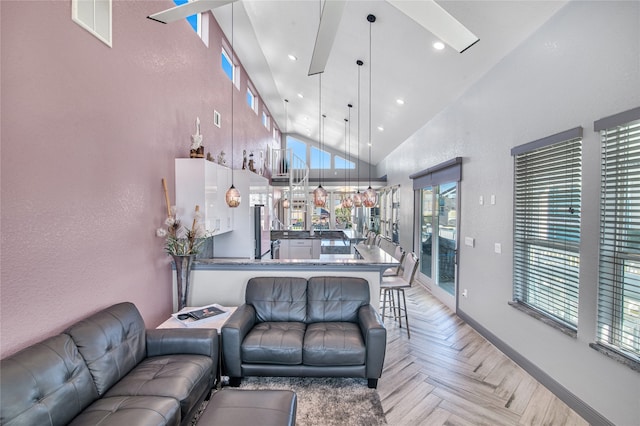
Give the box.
[279,239,321,259]
[175,159,233,236]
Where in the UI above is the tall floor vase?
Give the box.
[172,254,195,311]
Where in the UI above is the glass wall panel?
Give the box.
[334,195,353,229]
[420,187,434,279]
[437,182,457,295]
[419,183,457,295]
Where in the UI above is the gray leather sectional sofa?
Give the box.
[0,302,217,426]
[222,276,387,389]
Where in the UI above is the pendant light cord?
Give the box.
[319,74,323,186]
[357,60,363,194]
[347,105,352,192]
[230,3,235,186]
[368,15,373,190]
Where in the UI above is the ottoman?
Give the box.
[198,389,297,426]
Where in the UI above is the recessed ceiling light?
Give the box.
[433,41,445,50]
[297,93,304,98]
[288,54,298,61]
[396,99,405,105]
[377,126,384,132]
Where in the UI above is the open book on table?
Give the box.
[171,304,229,327]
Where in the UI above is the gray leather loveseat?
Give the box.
[222,276,386,389]
[0,302,217,426]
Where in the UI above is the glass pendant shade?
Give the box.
[313,185,328,207]
[226,184,241,208]
[363,186,377,208]
[343,195,354,209]
[353,191,363,207]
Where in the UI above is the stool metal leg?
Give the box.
[394,289,403,329]
[381,288,388,319]
[399,288,410,339]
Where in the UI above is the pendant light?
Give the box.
[353,59,364,208]
[363,14,378,208]
[225,3,241,208]
[340,116,348,209]
[312,74,327,207]
[343,105,353,209]
[281,98,290,209]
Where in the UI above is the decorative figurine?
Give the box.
[242,150,247,169]
[217,151,226,165]
[206,152,214,162]
[190,117,204,158]
[259,151,264,175]
[248,151,256,173]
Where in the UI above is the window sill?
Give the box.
[589,343,640,373]
[508,301,577,338]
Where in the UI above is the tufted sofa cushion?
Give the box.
[306,276,370,323]
[68,395,180,426]
[65,302,146,396]
[246,277,307,323]
[303,322,366,366]
[242,322,307,364]
[103,354,213,421]
[0,334,98,426]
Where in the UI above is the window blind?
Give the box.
[597,109,640,362]
[512,130,582,329]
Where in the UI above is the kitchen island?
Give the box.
[173,242,397,311]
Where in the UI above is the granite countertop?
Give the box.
[270,230,345,240]
[195,244,397,267]
[270,229,365,241]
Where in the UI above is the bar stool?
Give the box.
[383,245,405,277]
[380,252,419,338]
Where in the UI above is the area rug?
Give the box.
[192,377,387,426]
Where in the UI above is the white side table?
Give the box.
[157,306,237,330]
[157,306,237,388]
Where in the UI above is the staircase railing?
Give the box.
[270,148,309,229]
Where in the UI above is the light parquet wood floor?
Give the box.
[377,283,589,426]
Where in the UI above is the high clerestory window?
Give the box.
[221,47,234,82]
[173,0,199,35]
[511,127,583,333]
[310,146,330,169]
[594,107,640,368]
[335,155,355,169]
[246,89,255,110]
[72,0,112,47]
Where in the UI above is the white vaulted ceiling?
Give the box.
[208,1,567,165]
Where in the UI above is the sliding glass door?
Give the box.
[437,182,457,295]
[418,182,458,296]
[420,187,434,279]
[411,158,462,307]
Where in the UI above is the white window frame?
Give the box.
[72,0,112,47]
[594,107,640,368]
[510,127,583,333]
[247,86,257,113]
[221,47,237,86]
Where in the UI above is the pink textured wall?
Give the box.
[0,1,277,358]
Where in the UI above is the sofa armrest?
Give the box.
[146,328,218,362]
[358,305,387,379]
[221,304,257,377]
